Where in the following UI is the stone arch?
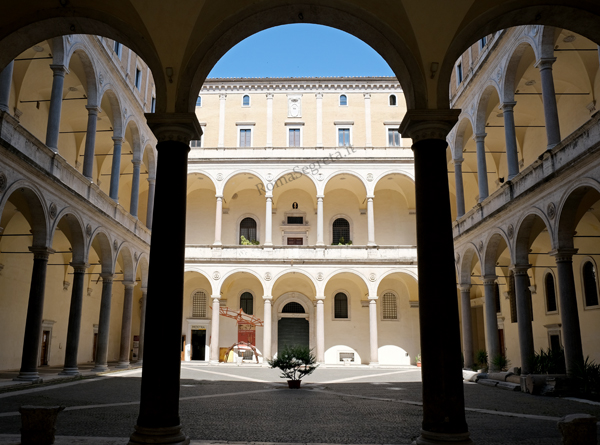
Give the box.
[501,39,539,103]
[50,36,68,66]
[323,269,370,294]
[65,44,100,106]
[88,228,114,275]
[115,242,136,283]
[459,244,481,285]
[482,230,512,277]
[453,115,475,155]
[142,143,157,181]
[180,4,425,113]
[474,82,502,135]
[49,207,86,264]
[270,269,319,297]
[539,25,559,59]
[271,291,316,354]
[136,252,149,288]
[514,209,554,264]
[98,86,124,138]
[123,115,142,161]
[323,171,368,196]
[183,267,216,295]
[378,268,419,285]
[556,178,600,250]
[271,169,318,208]
[216,268,265,296]
[221,171,266,199]
[373,171,416,210]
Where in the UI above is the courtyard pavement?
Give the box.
[0,363,599,444]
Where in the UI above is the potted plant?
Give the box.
[268,345,318,388]
[415,353,421,367]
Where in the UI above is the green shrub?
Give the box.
[240,235,260,245]
[475,349,488,371]
[573,357,600,400]
[268,345,318,381]
[531,348,566,374]
[490,354,511,372]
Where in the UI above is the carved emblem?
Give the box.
[479,240,484,252]
[366,173,374,182]
[547,202,556,220]
[288,95,302,118]
[317,173,324,181]
[316,272,324,281]
[63,281,70,291]
[49,202,57,220]
[86,224,92,237]
[113,239,119,250]
[456,253,460,263]
[264,272,272,281]
[212,271,221,280]
[369,273,377,282]
[266,173,273,182]
[507,224,514,240]
[496,68,502,81]
[99,73,104,85]
[216,173,224,181]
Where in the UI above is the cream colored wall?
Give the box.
[324,189,365,245]
[374,189,416,245]
[186,188,216,244]
[221,188,265,245]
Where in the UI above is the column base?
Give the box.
[13,372,42,383]
[209,360,219,365]
[369,362,379,368]
[59,368,81,376]
[129,424,189,445]
[116,362,131,369]
[91,365,109,373]
[212,242,222,247]
[367,243,377,247]
[413,430,473,445]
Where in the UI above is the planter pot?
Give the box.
[417,362,421,367]
[287,380,301,389]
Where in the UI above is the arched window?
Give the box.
[339,94,347,106]
[545,272,557,313]
[334,292,348,319]
[282,302,305,313]
[242,95,250,106]
[240,217,257,244]
[240,292,253,315]
[196,96,202,107]
[332,218,350,244]
[583,261,599,307]
[382,292,397,320]
[192,291,207,318]
[389,94,397,106]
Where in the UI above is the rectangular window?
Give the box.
[456,63,463,84]
[387,129,401,147]
[196,97,202,107]
[190,139,202,148]
[150,96,156,113]
[480,36,487,48]
[239,129,251,147]
[287,238,303,245]
[135,68,142,90]
[382,292,398,320]
[338,128,351,147]
[287,216,303,224]
[113,41,122,58]
[289,128,301,147]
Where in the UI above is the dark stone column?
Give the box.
[501,102,520,179]
[14,247,54,382]
[82,105,99,180]
[129,113,201,445]
[92,273,114,372]
[453,158,466,218]
[146,179,156,229]
[400,110,472,445]
[117,282,136,369]
[512,264,535,375]
[550,249,584,376]
[482,276,501,371]
[459,284,474,369]
[130,160,142,217]
[45,65,67,152]
[109,137,124,202]
[137,288,147,364]
[0,61,14,113]
[537,58,561,149]
[60,263,88,375]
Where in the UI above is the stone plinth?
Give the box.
[557,413,597,445]
[20,405,64,445]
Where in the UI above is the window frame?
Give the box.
[196,96,202,107]
[385,124,402,147]
[237,124,254,147]
[330,214,352,245]
[332,290,351,320]
[339,94,348,106]
[113,41,122,59]
[380,290,399,321]
[286,125,303,147]
[388,94,397,106]
[581,257,600,310]
[543,269,559,315]
[150,95,156,113]
[456,62,463,85]
[480,35,488,49]
[134,67,142,90]
[242,94,251,107]
[237,214,260,244]
[190,289,209,319]
[239,291,254,315]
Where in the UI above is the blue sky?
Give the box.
[208,24,395,78]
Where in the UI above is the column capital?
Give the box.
[549,248,578,262]
[482,275,497,286]
[123,281,136,289]
[535,57,557,70]
[363,92,371,99]
[111,136,125,144]
[215,194,223,199]
[510,264,531,275]
[219,94,227,100]
[368,294,378,301]
[366,194,375,200]
[315,92,323,99]
[458,283,472,292]
[145,112,202,145]
[29,246,55,260]
[316,295,325,301]
[211,294,221,300]
[263,295,273,301]
[265,194,273,200]
[141,287,148,294]
[85,105,101,114]
[453,157,464,165]
[131,159,142,167]
[147,178,156,185]
[266,93,274,99]
[316,195,324,200]
[500,101,516,111]
[70,262,88,274]
[100,273,114,282]
[472,133,487,142]
[399,109,460,143]
[49,64,68,76]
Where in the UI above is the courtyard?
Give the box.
[0,364,598,444]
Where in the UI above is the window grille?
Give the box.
[190,139,202,148]
[545,273,557,312]
[287,216,303,224]
[334,292,348,319]
[389,94,397,106]
[240,292,253,315]
[332,218,350,244]
[583,261,599,307]
[192,291,207,318]
[240,217,257,243]
[282,302,305,313]
[382,292,397,320]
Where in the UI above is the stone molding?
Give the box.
[145,112,202,144]
[399,109,460,143]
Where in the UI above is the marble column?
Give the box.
[14,247,54,382]
[482,276,501,370]
[367,195,376,246]
[45,65,68,152]
[117,281,136,368]
[130,113,200,445]
[60,263,88,375]
[400,110,471,445]
[512,264,535,375]
[453,158,466,218]
[537,58,561,149]
[0,61,14,113]
[316,297,325,363]
[146,178,156,229]
[266,93,273,148]
[316,195,324,246]
[368,296,379,366]
[213,195,223,246]
[316,92,323,148]
[82,105,100,180]
[218,94,226,148]
[130,160,142,217]
[210,296,221,363]
[265,195,273,246]
[459,284,474,369]
[137,288,147,364]
[109,137,124,202]
[92,273,114,372]
[364,93,372,147]
[474,133,488,202]
[550,249,584,376]
[262,296,272,363]
[501,102,520,179]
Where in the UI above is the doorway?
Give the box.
[40,330,50,366]
[278,318,309,351]
[191,329,206,361]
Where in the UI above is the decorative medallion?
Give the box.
[264,272,272,281]
[547,202,556,220]
[113,239,119,250]
[507,224,514,240]
[216,173,223,181]
[123,107,128,117]
[366,173,374,182]
[0,172,7,193]
[317,173,324,181]
[49,202,57,220]
[266,173,273,182]
[86,224,92,237]
[63,281,70,291]
[288,95,302,118]
[369,273,377,282]
[212,271,221,280]
[563,35,576,43]
[479,240,484,252]
[316,272,324,281]
[134,252,139,261]
[496,68,502,81]
[99,73,104,85]
[456,253,460,263]
[87,288,93,297]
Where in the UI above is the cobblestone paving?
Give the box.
[0,365,598,444]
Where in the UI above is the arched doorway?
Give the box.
[272,292,314,355]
